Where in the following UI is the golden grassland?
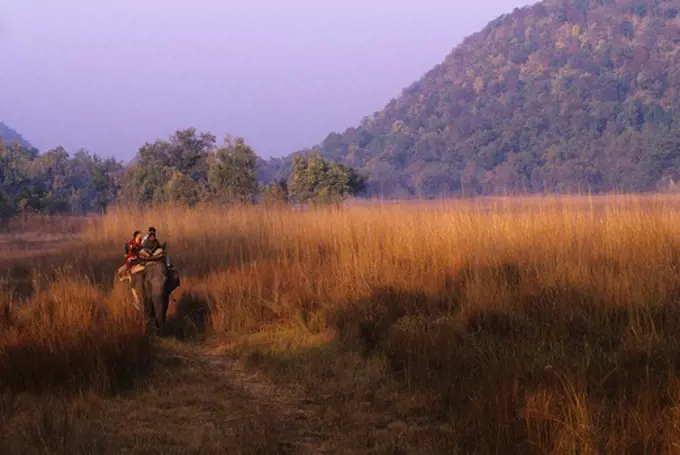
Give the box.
[5,194,680,453]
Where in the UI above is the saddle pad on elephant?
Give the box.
[117,264,146,282]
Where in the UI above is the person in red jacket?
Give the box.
[125,230,144,270]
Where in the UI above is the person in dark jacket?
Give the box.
[142,227,173,270]
[143,230,162,252]
[142,226,156,245]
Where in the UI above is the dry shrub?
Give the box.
[0,278,152,395]
[163,287,213,340]
[0,395,105,454]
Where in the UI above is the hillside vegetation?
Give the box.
[6,196,680,452]
[264,0,680,197]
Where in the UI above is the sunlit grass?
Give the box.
[6,194,680,452]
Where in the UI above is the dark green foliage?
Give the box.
[165,171,204,206]
[289,151,367,204]
[120,128,215,206]
[0,122,367,218]
[121,130,270,206]
[0,138,122,220]
[262,0,680,198]
[208,135,260,204]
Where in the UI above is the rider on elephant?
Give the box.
[125,230,143,270]
[117,230,143,278]
[142,227,174,270]
[142,227,161,251]
[143,227,167,250]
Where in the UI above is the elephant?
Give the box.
[120,248,180,335]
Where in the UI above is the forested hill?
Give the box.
[264,0,680,198]
[0,123,34,150]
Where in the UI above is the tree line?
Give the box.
[0,140,121,220]
[0,128,367,221]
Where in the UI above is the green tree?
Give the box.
[166,128,215,182]
[90,156,119,213]
[288,151,367,204]
[263,179,289,206]
[0,142,46,217]
[68,150,123,214]
[121,128,215,206]
[208,135,260,204]
[36,147,71,205]
[165,170,203,206]
[0,132,123,216]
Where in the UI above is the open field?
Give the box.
[4,195,680,453]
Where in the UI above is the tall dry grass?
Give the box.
[0,222,153,397]
[0,221,156,453]
[7,195,680,452]
[76,195,680,453]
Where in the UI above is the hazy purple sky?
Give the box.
[0,0,530,162]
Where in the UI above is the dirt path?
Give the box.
[79,341,331,454]
[1,339,333,455]
[197,344,329,454]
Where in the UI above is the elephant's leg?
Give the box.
[141,281,156,336]
[161,291,170,328]
[142,295,154,335]
[131,274,149,335]
[150,281,167,333]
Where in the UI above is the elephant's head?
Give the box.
[130,253,171,334]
